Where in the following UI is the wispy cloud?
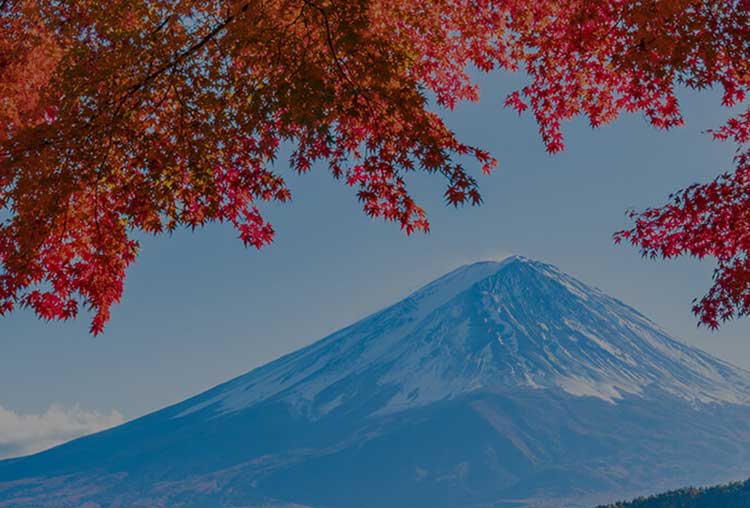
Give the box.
[0,404,124,459]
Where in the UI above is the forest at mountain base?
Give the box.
[596,479,750,508]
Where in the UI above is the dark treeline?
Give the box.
[596,479,750,508]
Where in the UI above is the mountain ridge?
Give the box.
[174,255,750,422]
[3,256,750,508]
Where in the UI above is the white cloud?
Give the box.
[0,403,124,459]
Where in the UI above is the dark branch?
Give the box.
[120,2,253,102]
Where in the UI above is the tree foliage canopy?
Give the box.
[1,0,749,333]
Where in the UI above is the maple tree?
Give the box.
[0,0,749,333]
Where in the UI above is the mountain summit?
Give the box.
[3,257,750,508]
[178,256,750,421]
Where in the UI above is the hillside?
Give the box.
[2,257,750,508]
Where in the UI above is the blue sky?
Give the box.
[2,71,750,455]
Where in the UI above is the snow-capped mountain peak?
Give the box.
[7,257,750,508]
[178,257,750,419]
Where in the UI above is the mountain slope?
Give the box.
[180,256,750,419]
[2,256,750,508]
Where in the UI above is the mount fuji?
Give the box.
[3,256,750,508]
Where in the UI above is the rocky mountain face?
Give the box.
[3,257,750,508]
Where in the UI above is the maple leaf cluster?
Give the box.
[1,0,749,333]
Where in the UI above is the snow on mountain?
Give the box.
[178,256,750,420]
[5,256,750,508]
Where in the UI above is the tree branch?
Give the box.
[120,2,253,102]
